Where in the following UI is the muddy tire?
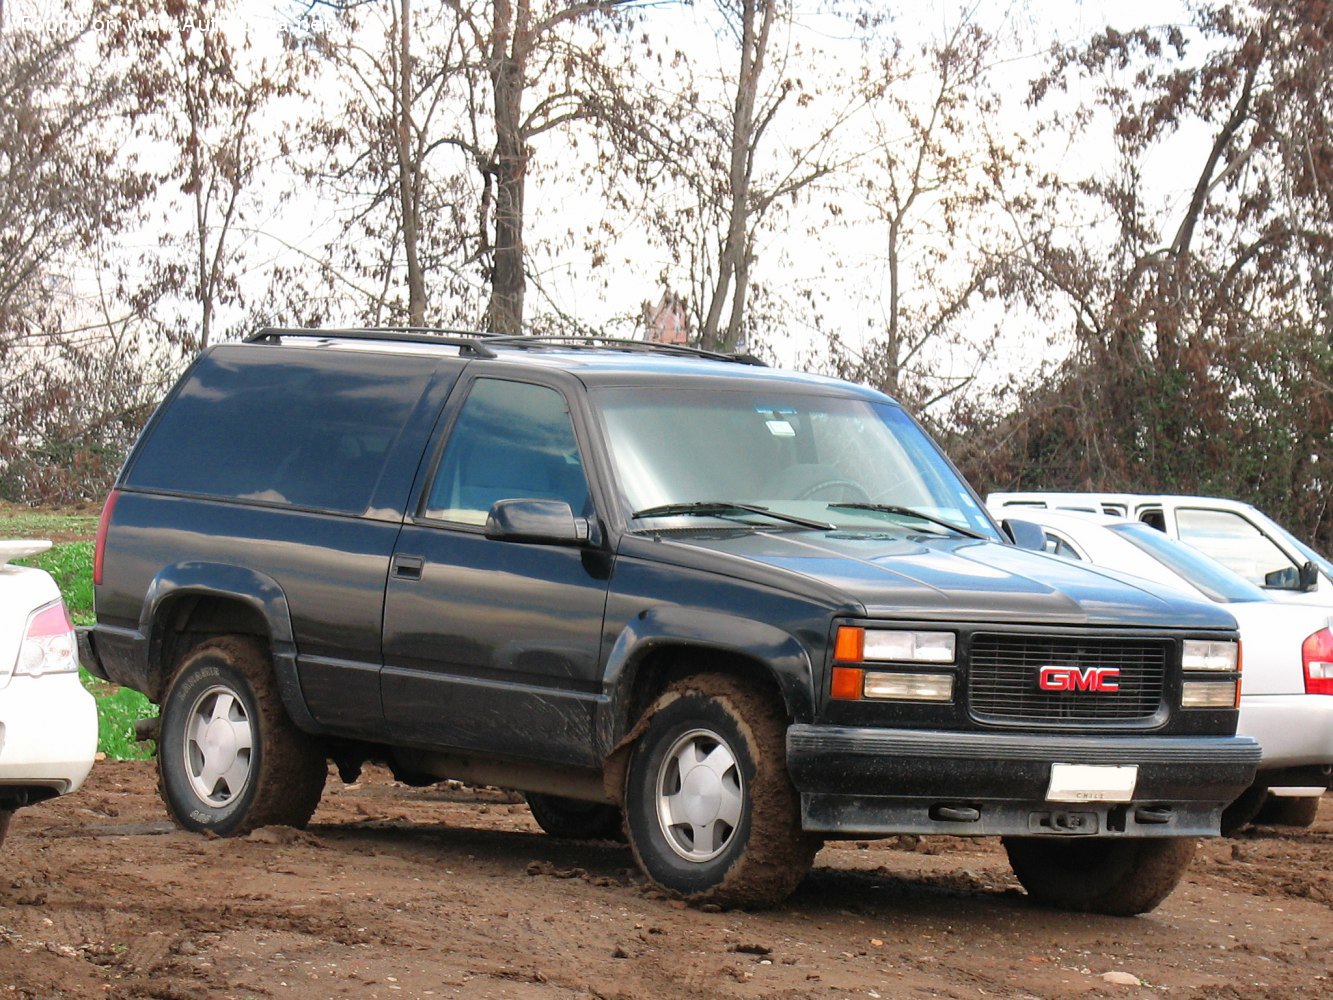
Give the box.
[1221,780,1270,835]
[0,809,10,849]
[1002,836,1196,916]
[526,793,623,840]
[1254,794,1321,828]
[158,636,326,836]
[622,675,816,909]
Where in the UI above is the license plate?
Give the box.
[1046,763,1138,803]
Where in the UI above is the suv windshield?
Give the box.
[592,386,999,539]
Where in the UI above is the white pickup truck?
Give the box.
[0,540,98,847]
[989,493,1333,603]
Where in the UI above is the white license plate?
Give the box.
[1045,763,1139,803]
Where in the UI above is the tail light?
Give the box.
[1302,627,1333,695]
[16,600,78,677]
[93,488,120,587]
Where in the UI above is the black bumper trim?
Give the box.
[75,626,108,680]
[787,725,1262,766]
[785,725,1260,839]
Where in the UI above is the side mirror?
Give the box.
[1262,561,1319,592]
[1002,518,1047,552]
[485,498,589,546]
[1299,560,1320,592]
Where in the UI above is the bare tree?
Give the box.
[106,0,304,350]
[0,9,160,502]
[970,0,1333,545]
[304,0,482,326]
[836,15,1016,410]
[626,1,875,353]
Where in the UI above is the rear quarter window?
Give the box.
[126,347,434,513]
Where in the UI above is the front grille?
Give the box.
[967,634,1169,725]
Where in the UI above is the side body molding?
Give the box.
[141,562,317,731]
[596,605,816,755]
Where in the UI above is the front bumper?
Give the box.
[0,671,98,808]
[786,725,1261,838]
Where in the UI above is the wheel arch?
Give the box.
[141,563,317,731]
[597,607,815,804]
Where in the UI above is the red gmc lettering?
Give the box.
[1038,666,1121,692]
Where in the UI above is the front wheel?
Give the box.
[1002,836,1197,916]
[158,636,327,836]
[623,675,816,909]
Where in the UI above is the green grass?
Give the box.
[9,532,157,761]
[0,505,99,539]
[21,541,94,625]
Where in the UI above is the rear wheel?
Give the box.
[526,793,623,840]
[158,636,326,836]
[622,675,816,908]
[1002,836,1197,916]
[1221,780,1270,835]
[0,809,11,849]
[1254,794,1321,828]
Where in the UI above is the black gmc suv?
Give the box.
[81,328,1259,914]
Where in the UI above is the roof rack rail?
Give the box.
[246,326,499,358]
[480,334,767,366]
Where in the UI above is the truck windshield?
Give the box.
[591,386,999,539]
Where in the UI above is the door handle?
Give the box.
[392,554,424,580]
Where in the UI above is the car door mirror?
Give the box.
[1002,518,1047,552]
[484,499,589,546]
[1299,560,1320,592]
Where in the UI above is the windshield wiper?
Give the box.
[827,502,988,540]
[632,501,835,531]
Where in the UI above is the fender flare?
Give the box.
[596,605,815,762]
[141,562,318,731]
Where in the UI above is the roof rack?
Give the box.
[244,328,767,366]
[480,334,767,366]
[246,327,499,358]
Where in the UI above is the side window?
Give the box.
[424,379,590,525]
[1043,531,1082,561]
[1139,508,1167,531]
[127,349,432,513]
[1175,508,1298,588]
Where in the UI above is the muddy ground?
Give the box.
[1,762,1328,1000]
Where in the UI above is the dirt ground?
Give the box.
[1,762,1328,1000]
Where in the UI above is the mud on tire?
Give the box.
[622,674,817,909]
[158,636,326,836]
[1002,836,1197,916]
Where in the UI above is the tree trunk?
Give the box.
[701,0,772,353]
[396,0,426,326]
[485,0,527,334]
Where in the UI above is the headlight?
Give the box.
[835,626,956,664]
[1181,640,1239,671]
[1181,680,1238,708]
[863,671,954,702]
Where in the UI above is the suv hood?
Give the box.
[659,530,1236,629]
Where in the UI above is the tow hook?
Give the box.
[1029,810,1098,834]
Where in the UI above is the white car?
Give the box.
[996,509,1331,830]
[0,540,98,847]
[989,492,1333,604]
